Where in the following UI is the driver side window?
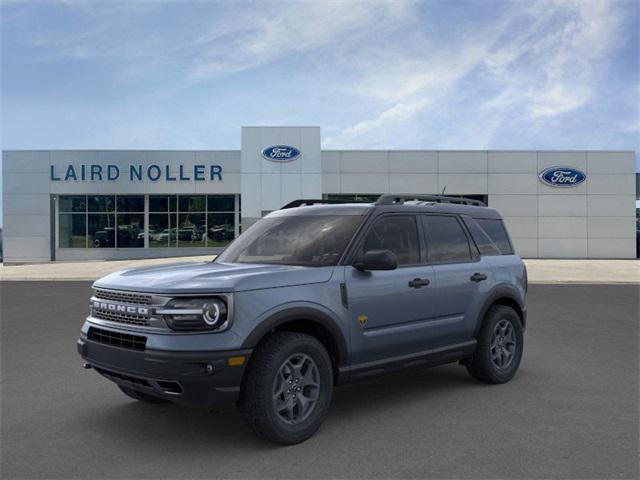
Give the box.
[361,215,420,265]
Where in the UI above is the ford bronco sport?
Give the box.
[78,194,527,445]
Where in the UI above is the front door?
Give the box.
[345,215,437,365]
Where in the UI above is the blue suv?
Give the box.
[78,194,527,444]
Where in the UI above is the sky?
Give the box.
[1,0,639,224]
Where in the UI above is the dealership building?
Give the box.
[2,126,637,263]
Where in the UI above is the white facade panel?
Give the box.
[4,172,50,195]
[388,151,438,173]
[538,217,588,238]
[502,217,538,238]
[3,237,50,263]
[322,173,341,193]
[538,195,587,217]
[587,174,636,195]
[488,174,538,194]
[587,239,637,259]
[389,174,438,194]
[321,152,340,173]
[3,214,50,237]
[340,151,388,173]
[487,195,538,217]
[538,151,587,172]
[438,151,487,173]
[587,217,636,238]
[587,152,635,174]
[340,173,389,193]
[437,174,487,194]
[511,238,538,258]
[539,239,588,258]
[488,151,537,173]
[587,195,636,217]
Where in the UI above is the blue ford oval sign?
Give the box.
[261,145,301,162]
[538,166,586,188]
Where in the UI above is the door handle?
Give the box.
[408,278,430,288]
[470,272,488,282]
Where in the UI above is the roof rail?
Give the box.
[280,199,361,209]
[375,194,486,207]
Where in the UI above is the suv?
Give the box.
[78,195,527,445]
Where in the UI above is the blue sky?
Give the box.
[1,0,639,223]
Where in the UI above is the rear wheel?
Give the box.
[238,331,333,445]
[466,305,523,384]
[118,385,168,404]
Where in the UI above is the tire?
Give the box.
[118,385,169,404]
[466,305,524,384]
[238,332,334,445]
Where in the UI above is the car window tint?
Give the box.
[476,219,514,255]
[462,217,501,256]
[422,215,472,263]
[361,216,420,265]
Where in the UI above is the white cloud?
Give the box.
[325,0,628,147]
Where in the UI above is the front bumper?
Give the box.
[77,335,252,410]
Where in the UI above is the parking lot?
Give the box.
[1,282,638,479]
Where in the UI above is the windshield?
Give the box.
[216,215,363,267]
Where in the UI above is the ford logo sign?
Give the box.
[538,166,586,188]
[261,145,301,162]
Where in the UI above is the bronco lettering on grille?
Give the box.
[92,300,149,316]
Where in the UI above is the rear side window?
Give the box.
[476,218,514,255]
[361,215,420,265]
[422,215,472,263]
[462,217,501,256]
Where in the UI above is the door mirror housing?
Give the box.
[353,249,398,271]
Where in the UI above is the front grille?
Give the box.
[94,289,152,305]
[92,309,150,327]
[88,327,146,351]
[93,366,151,387]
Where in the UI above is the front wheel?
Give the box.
[238,332,333,445]
[466,305,524,384]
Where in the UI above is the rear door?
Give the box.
[345,214,437,364]
[421,214,492,346]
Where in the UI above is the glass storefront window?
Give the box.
[88,196,115,212]
[88,213,116,248]
[207,212,235,246]
[117,196,144,213]
[117,213,145,248]
[149,195,168,212]
[207,195,235,212]
[179,195,206,212]
[59,196,86,213]
[177,213,206,247]
[59,214,86,247]
[149,213,170,248]
[58,194,238,249]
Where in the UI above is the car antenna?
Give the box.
[441,186,447,195]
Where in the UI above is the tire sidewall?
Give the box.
[264,336,333,442]
[479,307,524,383]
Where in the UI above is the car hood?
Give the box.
[93,261,335,294]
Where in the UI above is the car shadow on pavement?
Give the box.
[80,363,498,451]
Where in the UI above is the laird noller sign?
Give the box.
[50,163,223,182]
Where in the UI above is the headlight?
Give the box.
[157,297,229,331]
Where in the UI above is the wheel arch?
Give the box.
[241,307,349,378]
[475,286,526,336]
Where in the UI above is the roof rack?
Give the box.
[375,194,486,207]
[280,199,360,209]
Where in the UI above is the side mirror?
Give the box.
[353,249,398,271]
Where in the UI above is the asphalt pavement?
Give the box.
[1,282,638,479]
